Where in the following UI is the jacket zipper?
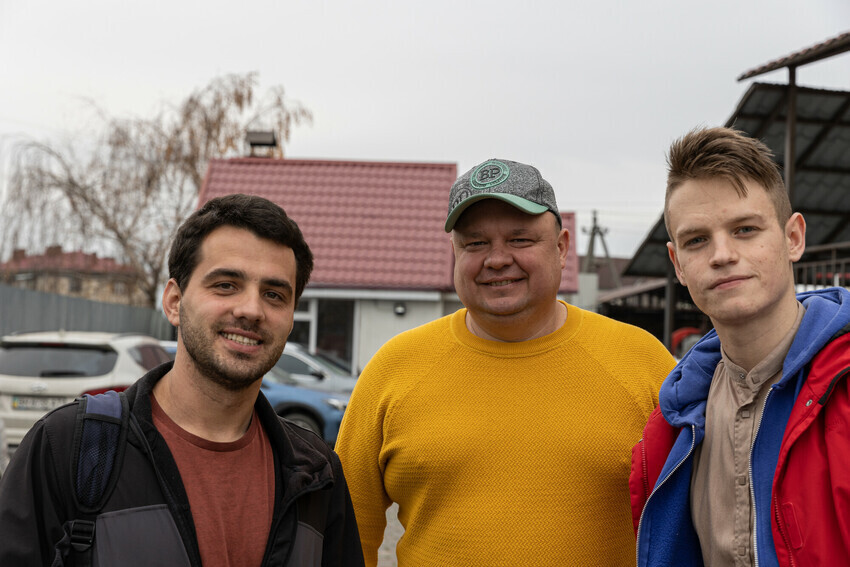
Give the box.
[636,424,696,566]
[749,390,769,567]
[263,477,333,567]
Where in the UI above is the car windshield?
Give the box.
[0,344,118,377]
[313,350,352,375]
[263,366,299,386]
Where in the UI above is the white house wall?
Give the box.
[564,273,600,312]
[356,299,446,372]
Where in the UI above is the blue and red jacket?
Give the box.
[631,287,850,567]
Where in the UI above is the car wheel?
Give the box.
[283,412,321,437]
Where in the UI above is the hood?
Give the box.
[659,287,850,431]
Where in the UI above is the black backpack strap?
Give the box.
[52,390,130,567]
[51,520,96,567]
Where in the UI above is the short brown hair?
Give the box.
[664,127,791,241]
[168,194,314,305]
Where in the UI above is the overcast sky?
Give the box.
[1,0,848,258]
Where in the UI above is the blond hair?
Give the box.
[664,127,791,241]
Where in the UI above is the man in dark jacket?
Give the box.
[631,127,850,566]
[0,194,364,567]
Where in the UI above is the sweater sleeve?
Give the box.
[335,352,395,567]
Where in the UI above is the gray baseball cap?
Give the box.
[445,159,561,232]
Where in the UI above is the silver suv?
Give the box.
[0,331,171,451]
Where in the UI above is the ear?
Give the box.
[162,278,182,327]
[558,228,570,269]
[667,241,687,286]
[785,212,806,262]
[449,232,459,257]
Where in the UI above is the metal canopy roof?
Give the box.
[738,31,850,80]
[624,82,850,277]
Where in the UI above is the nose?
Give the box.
[483,241,514,270]
[709,234,739,267]
[232,289,266,322]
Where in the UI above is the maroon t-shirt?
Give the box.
[152,395,275,567]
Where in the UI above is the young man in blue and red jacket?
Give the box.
[631,126,850,567]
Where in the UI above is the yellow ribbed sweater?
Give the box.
[336,303,675,566]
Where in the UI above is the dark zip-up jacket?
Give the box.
[0,363,365,566]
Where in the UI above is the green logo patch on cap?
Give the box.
[470,160,510,189]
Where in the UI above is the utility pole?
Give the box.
[581,210,621,289]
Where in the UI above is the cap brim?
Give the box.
[445,194,548,232]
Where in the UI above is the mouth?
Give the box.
[221,332,262,346]
[482,278,522,287]
[710,276,750,290]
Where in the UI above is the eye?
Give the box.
[683,236,706,248]
[264,290,285,302]
[736,226,758,235]
[214,282,236,291]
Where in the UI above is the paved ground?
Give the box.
[377,503,403,567]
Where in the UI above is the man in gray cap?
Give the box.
[336,159,675,567]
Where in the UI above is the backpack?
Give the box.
[51,390,130,567]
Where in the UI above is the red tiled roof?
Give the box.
[0,247,138,276]
[198,158,579,293]
[199,158,458,290]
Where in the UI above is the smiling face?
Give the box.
[163,225,296,391]
[666,177,805,332]
[451,199,568,341]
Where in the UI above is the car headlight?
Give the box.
[324,398,348,411]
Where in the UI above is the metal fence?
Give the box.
[0,283,174,339]
[795,259,850,291]
[794,242,850,293]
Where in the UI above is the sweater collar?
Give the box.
[450,300,582,356]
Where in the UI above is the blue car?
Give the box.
[261,367,349,446]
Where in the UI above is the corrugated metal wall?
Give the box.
[0,283,174,339]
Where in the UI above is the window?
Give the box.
[0,345,118,377]
[316,299,354,368]
[130,345,173,371]
[278,353,315,376]
[290,321,310,347]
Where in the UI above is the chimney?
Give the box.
[245,131,279,158]
[45,245,63,256]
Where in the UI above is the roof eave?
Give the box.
[737,30,850,81]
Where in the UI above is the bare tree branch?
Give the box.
[0,72,311,307]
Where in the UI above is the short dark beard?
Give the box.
[178,303,281,392]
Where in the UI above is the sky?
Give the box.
[1,0,849,258]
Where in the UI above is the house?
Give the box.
[198,157,579,373]
[0,246,148,307]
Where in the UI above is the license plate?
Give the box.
[11,396,69,412]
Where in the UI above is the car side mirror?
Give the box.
[311,370,326,380]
